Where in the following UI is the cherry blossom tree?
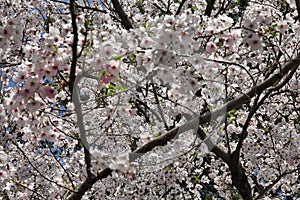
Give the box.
[0,0,299,199]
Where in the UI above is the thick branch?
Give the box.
[295,0,300,22]
[130,54,299,198]
[175,0,187,15]
[67,168,113,200]
[200,55,300,125]
[69,0,78,94]
[130,127,179,159]
[197,125,252,199]
[204,0,216,17]
[228,159,253,200]
[72,73,93,177]
[235,60,299,157]
[111,0,133,30]
[84,147,93,177]
[196,127,229,163]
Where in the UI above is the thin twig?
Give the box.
[12,140,77,193]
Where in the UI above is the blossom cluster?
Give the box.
[0,0,299,199]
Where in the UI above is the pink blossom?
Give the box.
[243,33,263,51]
[206,42,217,53]
[104,61,119,76]
[164,15,176,27]
[132,13,143,25]
[1,1,300,199]
[101,45,114,58]
[38,86,57,99]
[244,19,258,30]
[188,54,204,66]
[224,37,236,50]
[101,74,112,85]
[19,87,35,99]
[0,170,7,181]
[277,22,288,34]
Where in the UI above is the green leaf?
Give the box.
[106,83,116,95]
[153,132,162,137]
[165,163,173,170]
[116,83,128,91]
[111,55,123,61]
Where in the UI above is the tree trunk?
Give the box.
[228,155,253,200]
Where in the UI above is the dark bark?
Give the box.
[130,127,179,161]
[67,168,113,200]
[197,126,253,199]
[69,0,78,95]
[228,156,253,200]
[200,54,300,125]
[175,0,187,16]
[111,0,133,30]
[295,0,300,22]
[239,0,249,12]
[205,0,216,17]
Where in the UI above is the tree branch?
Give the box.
[196,127,229,163]
[12,180,48,200]
[200,55,300,125]
[235,59,299,157]
[204,0,216,17]
[71,73,93,178]
[12,141,76,193]
[69,0,78,95]
[67,168,113,200]
[111,0,133,30]
[295,0,300,22]
[175,0,187,16]
[255,167,300,199]
[48,144,76,190]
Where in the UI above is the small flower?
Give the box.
[159,29,177,45]
[118,106,136,118]
[0,148,8,167]
[61,24,70,37]
[132,13,143,24]
[206,42,217,53]
[224,37,236,50]
[20,87,35,99]
[98,73,116,86]
[101,45,114,58]
[164,15,176,27]
[27,100,40,113]
[0,170,7,181]
[258,14,272,25]
[277,21,288,34]
[244,19,258,30]
[104,61,119,76]
[188,54,204,66]
[38,86,57,99]
[140,36,154,48]
[243,33,263,51]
